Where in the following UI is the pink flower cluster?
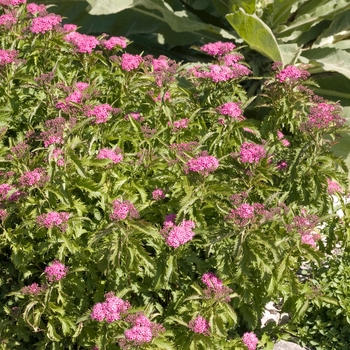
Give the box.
[242,332,259,350]
[36,211,70,231]
[121,53,143,71]
[170,142,199,157]
[26,3,47,15]
[188,315,210,335]
[56,82,90,113]
[44,260,69,283]
[276,130,290,147]
[0,13,17,28]
[0,0,25,6]
[119,312,165,349]
[186,154,219,176]
[0,49,18,66]
[97,148,123,164]
[64,32,99,54]
[200,41,236,56]
[217,102,244,121]
[219,53,244,66]
[41,117,66,147]
[110,199,139,221]
[0,183,21,202]
[0,208,8,221]
[51,148,65,166]
[276,65,310,83]
[302,102,345,131]
[201,272,232,302]
[18,168,48,187]
[239,142,266,164]
[144,55,177,86]
[168,118,189,131]
[91,292,130,323]
[30,14,62,34]
[101,36,127,50]
[327,179,343,195]
[152,188,165,201]
[160,217,195,248]
[226,202,271,227]
[87,103,113,124]
[21,282,46,295]
[124,112,142,121]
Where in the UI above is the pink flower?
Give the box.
[41,117,66,147]
[97,148,123,164]
[242,332,259,350]
[189,315,210,335]
[187,154,219,176]
[0,0,25,6]
[168,118,190,131]
[110,199,139,221]
[30,14,62,34]
[152,188,165,201]
[44,260,68,283]
[21,283,46,295]
[0,49,18,66]
[26,3,47,15]
[124,112,142,121]
[124,326,153,343]
[276,65,310,83]
[205,64,235,82]
[220,53,244,66]
[52,148,65,166]
[239,142,266,164]
[0,13,17,28]
[101,36,127,50]
[0,209,8,221]
[277,160,288,170]
[202,272,224,290]
[327,179,343,195]
[281,139,290,147]
[36,211,70,231]
[64,32,99,54]
[161,219,195,248]
[121,53,143,71]
[217,102,244,120]
[91,292,130,323]
[87,103,113,124]
[18,168,48,187]
[200,41,236,56]
[62,24,77,32]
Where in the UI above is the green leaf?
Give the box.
[226,9,283,62]
[47,320,62,342]
[230,0,256,14]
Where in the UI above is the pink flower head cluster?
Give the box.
[327,179,343,195]
[286,211,321,248]
[36,211,70,231]
[44,260,68,283]
[276,65,310,83]
[144,55,177,86]
[56,82,90,113]
[26,3,47,15]
[51,148,65,166]
[87,103,113,124]
[302,102,345,131]
[186,153,219,176]
[226,202,270,227]
[18,168,48,187]
[110,199,139,221]
[64,32,99,54]
[168,118,189,131]
[101,36,127,50]
[201,272,232,302]
[242,332,259,350]
[41,117,66,147]
[276,130,290,147]
[21,282,46,295]
[30,14,62,34]
[62,24,77,32]
[124,112,142,122]
[0,0,25,6]
[0,13,17,28]
[121,53,143,71]
[0,208,8,221]
[200,41,236,56]
[0,49,18,66]
[239,142,266,164]
[220,53,244,66]
[217,102,244,121]
[170,142,199,157]
[0,183,21,202]
[97,148,123,164]
[119,312,165,349]
[152,188,165,201]
[161,218,195,248]
[188,315,210,335]
[91,292,131,323]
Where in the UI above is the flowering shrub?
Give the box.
[0,2,349,350]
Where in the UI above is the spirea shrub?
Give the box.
[0,1,349,349]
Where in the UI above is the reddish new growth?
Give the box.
[239,142,266,164]
[21,282,46,295]
[119,312,165,349]
[188,315,210,335]
[36,211,70,231]
[201,272,232,302]
[97,148,123,164]
[200,41,236,56]
[301,102,345,131]
[186,152,219,176]
[286,210,321,248]
[160,217,195,248]
[275,65,310,83]
[44,260,68,283]
[110,199,139,221]
[242,332,259,350]
[91,292,131,323]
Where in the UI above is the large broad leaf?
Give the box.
[270,0,302,28]
[230,0,256,15]
[279,43,301,65]
[226,8,283,63]
[277,0,350,37]
[301,48,350,80]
